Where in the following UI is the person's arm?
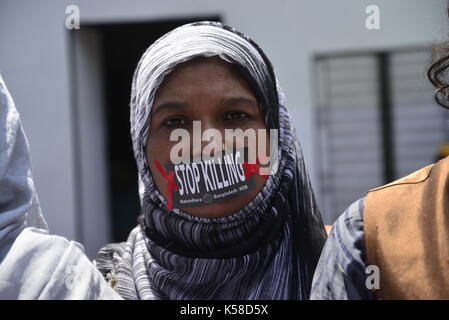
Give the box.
[310,197,373,300]
[0,228,123,299]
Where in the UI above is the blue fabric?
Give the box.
[310,197,374,300]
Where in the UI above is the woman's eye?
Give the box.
[163,117,187,127]
[225,112,248,121]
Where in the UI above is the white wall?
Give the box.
[0,0,446,251]
[0,1,77,240]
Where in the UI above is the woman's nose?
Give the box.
[191,119,226,159]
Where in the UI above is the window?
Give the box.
[315,49,448,223]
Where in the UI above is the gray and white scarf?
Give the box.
[96,21,326,300]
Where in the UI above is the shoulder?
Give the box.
[368,161,437,195]
[325,197,366,269]
[363,160,443,229]
[311,197,371,300]
[333,197,365,241]
[1,227,75,276]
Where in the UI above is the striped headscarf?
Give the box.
[103,21,326,300]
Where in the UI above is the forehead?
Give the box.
[155,56,251,97]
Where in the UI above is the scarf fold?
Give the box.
[0,74,122,299]
[0,73,48,262]
[104,21,326,300]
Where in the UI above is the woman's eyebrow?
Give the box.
[219,96,259,108]
[153,101,188,115]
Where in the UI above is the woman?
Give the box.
[96,21,327,300]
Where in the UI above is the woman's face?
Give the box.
[146,57,268,218]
